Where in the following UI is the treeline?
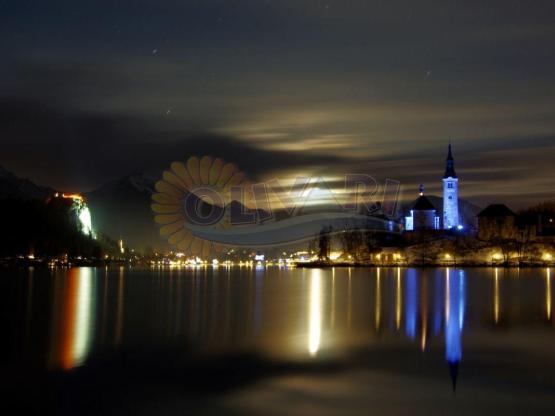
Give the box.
[0,198,102,257]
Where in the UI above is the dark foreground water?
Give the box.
[2,266,555,415]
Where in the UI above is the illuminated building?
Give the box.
[405,144,461,231]
[443,144,460,230]
[405,185,440,231]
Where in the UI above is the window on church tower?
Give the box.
[447,183,453,189]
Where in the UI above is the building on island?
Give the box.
[404,185,440,231]
[477,204,517,241]
[404,144,462,232]
[443,144,460,230]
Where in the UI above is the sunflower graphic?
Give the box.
[151,156,249,257]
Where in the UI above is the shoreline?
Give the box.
[1,259,553,269]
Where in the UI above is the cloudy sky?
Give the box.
[1,0,555,207]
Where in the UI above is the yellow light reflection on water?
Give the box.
[546,268,552,321]
[308,269,322,356]
[331,268,336,328]
[395,267,402,330]
[375,268,381,330]
[494,268,500,324]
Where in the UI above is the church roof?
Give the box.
[411,195,436,211]
[478,204,516,218]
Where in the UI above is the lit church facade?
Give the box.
[405,144,461,231]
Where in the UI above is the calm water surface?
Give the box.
[2,266,555,415]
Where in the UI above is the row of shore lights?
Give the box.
[443,252,553,262]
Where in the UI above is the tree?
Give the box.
[443,236,474,265]
[491,238,518,265]
[318,226,332,261]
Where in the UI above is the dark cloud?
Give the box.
[0,93,344,191]
[1,1,555,207]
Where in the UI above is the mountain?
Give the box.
[0,165,55,200]
[85,173,166,252]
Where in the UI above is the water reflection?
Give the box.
[374,268,381,331]
[59,268,96,370]
[8,266,555,383]
[395,267,402,330]
[308,269,323,356]
[494,268,501,324]
[405,269,417,339]
[547,268,552,321]
[445,268,465,391]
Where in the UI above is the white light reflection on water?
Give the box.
[73,268,94,366]
[308,269,323,356]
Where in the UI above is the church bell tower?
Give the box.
[443,144,460,229]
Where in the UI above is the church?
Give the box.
[404,144,462,231]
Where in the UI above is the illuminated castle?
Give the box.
[50,193,95,237]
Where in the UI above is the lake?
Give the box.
[2,266,555,415]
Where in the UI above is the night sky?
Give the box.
[1,0,555,207]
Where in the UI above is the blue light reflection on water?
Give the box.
[445,268,465,364]
[405,268,417,339]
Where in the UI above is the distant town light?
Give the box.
[457,225,464,230]
[329,251,341,261]
[543,253,553,261]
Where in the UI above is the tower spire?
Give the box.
[444,143,457,178]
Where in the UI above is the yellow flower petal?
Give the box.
[199,156,213,184]
[216,163,236,187]
[201,240,212,258]
[163,171,188,192]
[189,238,203,255]
[152,193,180,204]
[160,220,186,236]
[223,172,245,190]
[155,213,183,224]
[209,158,224,185]
[187,156,201,185]
[177,233,194,251]
[151,203,181,214]
[170,162,194,189]
[155,180,181,198]
[168,229,191,245]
